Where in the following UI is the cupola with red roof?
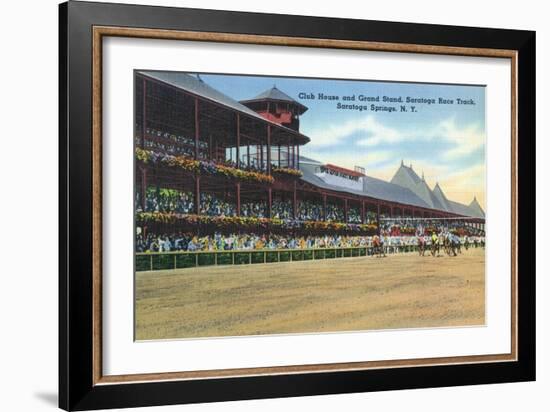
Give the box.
[240,86,308,132]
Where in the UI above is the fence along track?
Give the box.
[135,243,484,272]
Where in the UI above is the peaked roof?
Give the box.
[415,179,446,210]
[390,163,421,188]
[446,200,469,216]
[391,163,443,209]
[251,86,297,102]
[432,183,452,212]
[389,163,483,217]
[468,197,486,218]
[240,86,308,114]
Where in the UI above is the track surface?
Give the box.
[135,248,485,340]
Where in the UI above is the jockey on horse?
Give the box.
[372,234,386,258]
[454,233,462,254]
[445,232,457,256]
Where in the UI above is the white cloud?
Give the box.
[436,118,485,160]
[356,117,405,147]
[304,115,485,162]
[304,116,405,148]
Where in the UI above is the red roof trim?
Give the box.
[324,164,365,177]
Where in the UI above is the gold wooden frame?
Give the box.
[91,26,518,386]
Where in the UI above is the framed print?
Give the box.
[59,1,535,410]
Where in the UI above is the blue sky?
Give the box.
[202,73,486,207]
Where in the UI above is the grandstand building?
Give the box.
[134,70,485,236]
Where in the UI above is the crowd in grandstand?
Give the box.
[241,200,267,218]
[136,189,353,222]
[138,232,372,253]
[199,192,236,216]
[135,129,486,259]
[134,184,485,255]
[136,188,195,214]
[136,189,238,216]
[138,128,207,157]
[348,207,362,224]
[379,218,485,237]
[297,200,323,221]
[272,200,293,219]
[326,203,345,222]
[135,189,484,239]
[134,188,486,254]
[136,230,485,253]
[138,127,292,172]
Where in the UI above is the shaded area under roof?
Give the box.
[139,70,263,119]
[137,70,310,144]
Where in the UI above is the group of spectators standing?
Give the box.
[138,232,376,253]
[136,230,485,253]
[135,186,486,254]
[139,128,208,158]
[379,218,485,237]
[139,127,284,173]
[136,188,383,225]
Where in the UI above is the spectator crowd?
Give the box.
[135,188,484,239]
[136,230,485,253]
[138,127,293,173]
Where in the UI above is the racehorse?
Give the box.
[445,233,459,256]
[372,235,386,258]
[455,235,462,254]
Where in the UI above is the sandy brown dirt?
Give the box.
[135,248,485,340]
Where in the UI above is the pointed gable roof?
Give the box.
[432,182,451,212]
[251,86,297,102]
[390,162,421,188]
[391,163,443,209]
[240,86,308,114]
[414,179,445,209]
[468,197,485,218]
[447,200,474,216]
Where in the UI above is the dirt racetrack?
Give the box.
[135,247,485,340]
